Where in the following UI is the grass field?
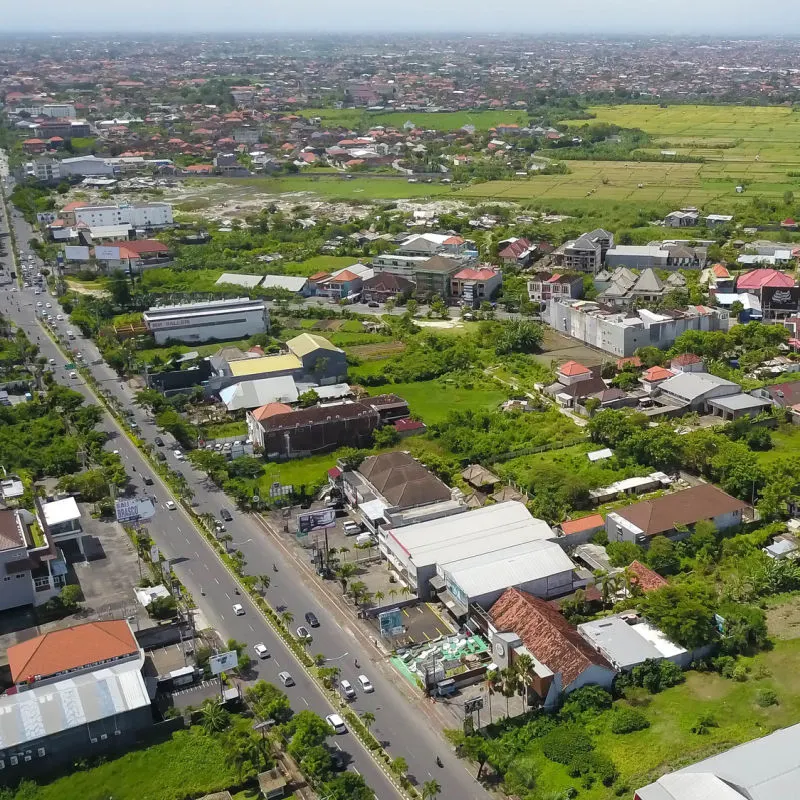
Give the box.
[752,423,800,465]
[299,108,529,131]
[136,337,254,363]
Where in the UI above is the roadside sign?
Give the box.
[209,650,239,675]
[65,362,75,369]
[378,608,405,638]
[115,497,156,523]
[150,544,160,564]
[298,508,336,534]
[269,482,293,498]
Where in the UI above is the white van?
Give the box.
[355,532,375,547]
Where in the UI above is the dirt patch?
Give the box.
[533,329,608,368]
[349,341,406,359]
[767,596,800,639]
[684,671,731,702]
[312,319,345,331]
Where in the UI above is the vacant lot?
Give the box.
[300,107,529,131]
[752,423,800,465]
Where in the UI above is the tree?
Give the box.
[514,653,535,707]
[257,574,271,593]
[322,772,375,800]
[639,583,717,649]
[300,744,335,785]
[606,540,645,568]
[298,388,320,408]
[147,594,178,619]
[495,319,544,355]
[372,425,400,448]
[422,779,442,800]
[646,536,680,576]
[485,668,501,721]
[718,602,768,656]
[406,299,418,317]
[280,610,294,629]
[361,710,376,731]
[246,680,292,724]
[390,756,408,776]
[108,270,131,306]
[200,698,231,734]
[286,710,332,761]
[461,735,491,779]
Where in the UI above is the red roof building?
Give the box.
[627,560,668,593]
[251,402,292,422]
[559,360,591,377]
[736,268,796,291]
[641,366,675,383]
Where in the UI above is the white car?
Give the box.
[339,679,356,700]
[165,500,177,510]
[48,358,55,365]
[69,372,77,379]
[36,301,42,307]
[232,603,245,616]
[56,314,63,321]
[173,449,183,460]
[326,713,347,734]
[358,674,374,693]
[45,302,51,308]
[254,643,269,659]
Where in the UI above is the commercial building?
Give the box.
[0,509,37,611]
[143,298,269,345]
[372,232,476,285]
[414,255,464,299]
[93,239,171,272]
[0,621,152,776]
[606,484,750,544]
[604,245,670,269]
[488,588,616,709]
[546,299,729,357]
[635,722,800,800]
[381,501,575,604]
[72,202,173,229]
[361,272,415,303]
[554,229,613,273]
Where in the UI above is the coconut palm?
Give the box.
[595,569,619,607]
[339,546,350,562]
[422,779,441,800]
[514,654,535,707]
[279,610,294,629]
[374,590,385,606]
[500,667,518,717]
[361,710,376,732]
[485,668,501,722]
[258,574,270,593]
[388,588,398,602]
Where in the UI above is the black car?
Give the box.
[220,508,233,522]
[305,611,320,628]
[154,436,164,447]
[143,475,154,485]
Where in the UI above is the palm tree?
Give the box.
[620,566,638,597]
[595,569,619,607]
[280,610,294,629]
[374,590,385,607]
[400,584,413,599]
[219,533,233,552]
[388,588,398,603]
[422,779,441,800]
[336,562,358,595]
[514,654,535,708]
[339,545,350,562]
[258,574,271,594]
[500,667,518,717]
[485,668,501,722]
[361,710,376,732]
[199,698,230,734]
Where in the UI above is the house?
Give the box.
[488,587,616,709]
[558,514,605,545]
[701,263,734,291]
[361,272,415,303]
[461,464,500,491]
[527,272,584,305]
[93,239,171,272]
[640,366,675,394]
[669,353,704,373]
[757,381,800,408]
[664,209,699,228]
[604,245,669,269]
[450,266,502,305]
[578,613,692,671]
[37,496,84,558]
[316,267,364,300]
[412,255,464,299]
[627,560,668,593]
[545,361,607,407]
[635,722,800,800]
[606,483,750,544]
[498,237,536,266]
[555,229,613,273]
[704,213,733,227]
[736,268,797,301]
[663,243,707,269]
[247,400,380,458]
[654,371,742,411]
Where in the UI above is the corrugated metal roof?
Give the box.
[228,354,302,377]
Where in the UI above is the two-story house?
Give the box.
[527,272,584,306]
[451,266,503,306]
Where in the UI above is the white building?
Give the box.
[15,103,76,118]
[143,298,269,345]
[73,203,173,229]
[604,245,670,269]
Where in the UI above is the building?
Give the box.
[381,501,572,603]
[604,245,670,269]
[527,272,584,305]
[669,353,704,373]
[640,366,675,394]
[579,613,691,671]
[606,483,750,544]
[414,255,464,299]
[93,239,171,272]
[31,157,62,183]
[247,400,380,458]
[372,233,475,284]
[599,268,667,306]
[72,202,173,229]
[0,509,37,611]
[37,496,84,557]
[498,237,536,266]
[219,375,300,412]
[144,298,268,345]
[361,272,415,303]
[654,371,742,411]
[545,360,607,407]
[0,621,151,775]
[705,213,734,227]
[546,299,728,357]
[558,514,606,546]
[450,266,502,305]
[555,229,613,273]
[635,721,800,800]
[315,268,364,300]
[664,209,700,227]
[488,588,616,709]
[284,333,347,384]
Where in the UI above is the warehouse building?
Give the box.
[143,297,269,345]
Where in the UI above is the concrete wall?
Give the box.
[0,547,34,611]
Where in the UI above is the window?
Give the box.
[3,576,10,582]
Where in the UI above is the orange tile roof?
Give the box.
[8,620,138,682]
[329,269,360,282]
[628,560,668,593]
[559,360,590,377]
[642,366,674,382]
[560,513,605,536]
[252,402,293,422]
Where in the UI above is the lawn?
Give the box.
[753,423,800,465]
[200,420,248,440]
[30,726,239,800]
[136,337,255,363]
[365,378,507,425]
[519,635,800,799]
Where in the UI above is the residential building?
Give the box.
[757,381,800,408]
[34,119,91,139]
[604,245,670,269]
[664,209,699,227]
[32,157,61,182]
[37,496,84,558]
[450,266,503,305]
[736,268,797,299]
[669,353,705,373]
[635,722,800,800]
[0,620,151,775]
[372,233,475,282]
[578,613,692,671]
[555,229,613,273]
[654,371,742,411]
[705,213,734,227]
[640,366,675,393]
[0,509,37,611]
[93,239,171,272]
[143,298,269,345]
[527,272,584,305]
[606,483,750,544]
[247,400,380,458]
[72,202,173,229]
[546,299,729,357]
[663,242,707,269]
[557,514,606,546]
[545,361,607,407]
[316,268,364,300]
[488,587,616,709]
[361,272,415,303]
[498,237,536,266]
[414,255,464,299]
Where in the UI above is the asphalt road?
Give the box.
[0,181,491,800]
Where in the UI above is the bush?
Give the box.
[568,751,618,787]
[756,688,778,707]
[542,727,593,764]
[560,686,613,718]
[610,706,650,734]
[691,713,719,735]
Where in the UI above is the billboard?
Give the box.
[298,508,336,534]
[95,245,121,261]
[762,286,800,311]
[378,608,405,638]
[64,245,90,261]
[37,211,57,224]
[115,497,156,523]
[209,650,239,675]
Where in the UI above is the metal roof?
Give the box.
[658,371,739,402]
[219,375,299,411]
[227,354,302,377]
[41,497,80,527]
[215,272,264,288]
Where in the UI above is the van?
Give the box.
[355,532,374,547]
[278,671,295,687]
[343,521,361,536]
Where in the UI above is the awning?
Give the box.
[439,589,468,618]
[429,574,446,592]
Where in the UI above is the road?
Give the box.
[0,172,491,800]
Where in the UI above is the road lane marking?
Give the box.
[301,696,309,706]
[214,577,220,584]
[248,623,254,631]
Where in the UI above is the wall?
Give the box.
[0,547,34,611]
[564,662,616,695]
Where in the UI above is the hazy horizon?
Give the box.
[4,1,800,37]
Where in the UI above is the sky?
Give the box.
[4,0,800,36]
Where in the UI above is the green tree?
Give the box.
[246,680,292,724]
[372,425,400,448]
[58,583,83,611]
[646,535,680,575]
[422,779,442,800]
[200,698,231,734]
[298,388,320,408]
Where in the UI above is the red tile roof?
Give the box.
[628,560,668,593]
[559,360,590,377]
[498,238,532,258]
[560,513,605,536]
[490,588,612,688]
[394,418,426,432]
[642,366,674,382]
[454,267,497,281]
[330,269,360,282]
[252,402,292,422]
[670,353,702,367]
[8,620,138,683]
[711,263,731,278]
[616,356,642,369]
[737,268,796,290]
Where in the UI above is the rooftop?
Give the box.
[559,360,590,377]
[227,354,302,377]
[287,332,341,357]
[41,496,80,527]
[357,451,451,509]
[560,514,605,536]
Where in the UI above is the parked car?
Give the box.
[368,301,380,308]
[154,436,164,447]
[343,521,361,536]
[173,449,183,460]
[304,611,320,628]
[254,643,269,659]
[339,680,356,700]
[326,713,347,734]
[296,625,310,639]
[220,508,233,522]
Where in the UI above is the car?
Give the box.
[326,713,347,734]
[296,625,310,639]
[69,371,77,379]
[254,643,269,659]
[143,476,154,485]
[173,449,183,460]
[368,301,380,308]
[56,314,63,321]
[45,302,51,308]
[48,358,55,365]
[220,508,233,522]
[165,500,177,510]
[339,679,356,700]
[343,521,361,536]
[278,671,294,687]
[156,452,166,462]
[232,603,245,616]
[358,674,374,693]
[36,301,42,307]
[215,520,226,532]
[154,436,164,447]
[304,611,320,628]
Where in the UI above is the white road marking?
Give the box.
[185,536,190,544]
[301,696,309,706]
[248,623,254,631]
[335,742,342,751]
[225,592,231,599]
[214,577,219,584]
